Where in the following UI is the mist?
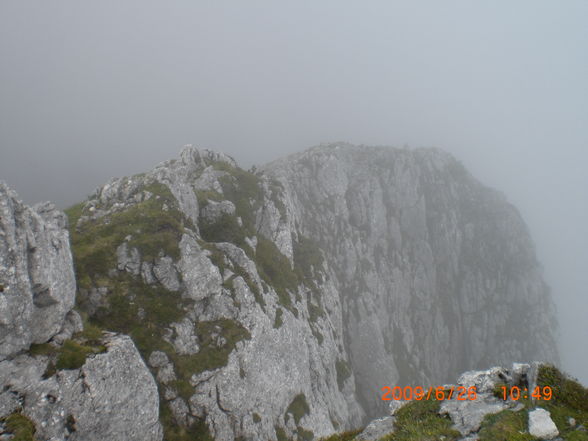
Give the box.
[1,1,586,383]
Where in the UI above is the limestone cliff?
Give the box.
[0,182,162,441]
[64,144,558,440]
[262,143,559,417]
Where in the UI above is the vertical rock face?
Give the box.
[0,181,76,360]
[262,143,559,417]
[0,182,162,441]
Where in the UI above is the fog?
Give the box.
[1,1,586,382]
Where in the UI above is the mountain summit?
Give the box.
[0,144,559,440]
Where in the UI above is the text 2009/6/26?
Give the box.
[381,386,478,401]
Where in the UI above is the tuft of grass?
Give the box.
[536,364,588,439]
[28,343,57,357]
[1,412,36,441]
[477,409,535,441]
[286,394,310,425]
[381,397,460,441]
[56,339,106,370]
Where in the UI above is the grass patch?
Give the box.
[28,343,57,357]
[1,412,36,441]
[381,397,460,441]
[477,409,535,441]
[536,364,588,439]
[286,394,310,425]
[56,339,106,370]
[253,413,262,423]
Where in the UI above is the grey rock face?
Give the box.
[262,143,559,417]
[0,182,76,360]
[0,334,162,441]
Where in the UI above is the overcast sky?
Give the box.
[1,1,586,382]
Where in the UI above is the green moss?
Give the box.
[286,394,310,425]
[253,413,262,423]
[274,308,284,328]
[336,359,351,391]
[1,412,36,441]
[173,319,251,378]
[478,409,535,441]
[318,428,363,441]
[381,398,460,441]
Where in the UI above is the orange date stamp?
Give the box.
[381,386,478,401]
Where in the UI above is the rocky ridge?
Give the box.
[63,143,558,440]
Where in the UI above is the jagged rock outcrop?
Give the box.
[65,143,559,440]
[0,181,76,359]
[0,183,162,441]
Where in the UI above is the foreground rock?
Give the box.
[0,334,162,441]
[0,181,76,360]
[0,183,162,441]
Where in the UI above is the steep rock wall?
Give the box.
[262,143,559,417]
